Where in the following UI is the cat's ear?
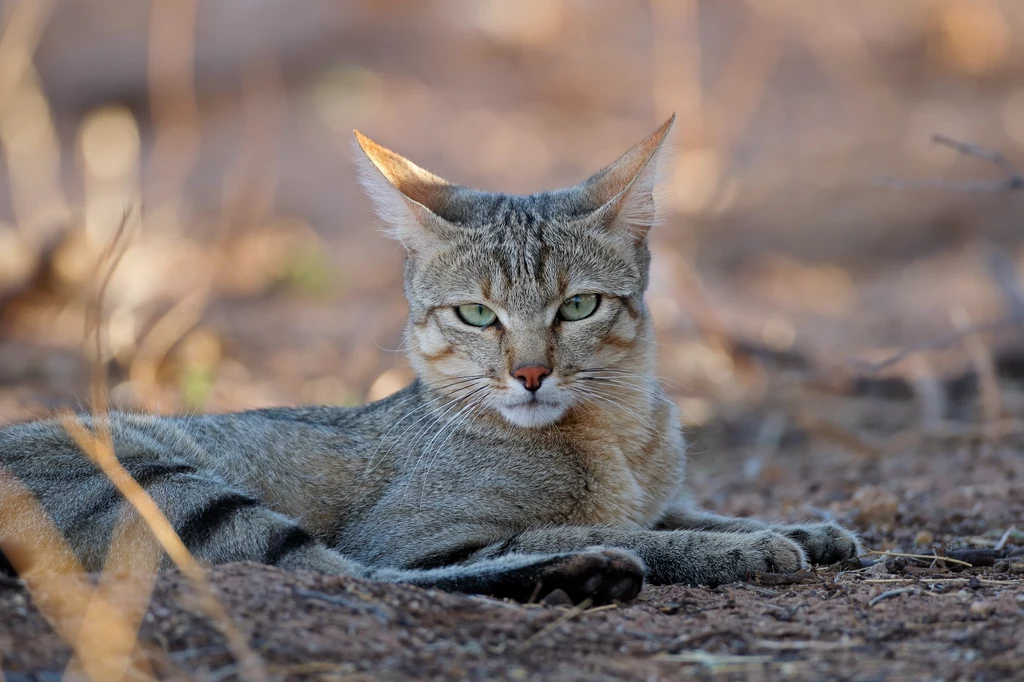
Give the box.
[581,114,675,242]
[352,130,455,249]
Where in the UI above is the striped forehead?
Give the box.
[411,194,641,310]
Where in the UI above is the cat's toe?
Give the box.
[540,547,646,605]
[784,522,861,565]
[751,530,808,573]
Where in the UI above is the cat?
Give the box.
[0,115,860,605]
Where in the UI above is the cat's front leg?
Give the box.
[465,526,808,587]
[655,504,862,566]
[378,547,645,605]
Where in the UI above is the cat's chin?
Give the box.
[498,401,568,429]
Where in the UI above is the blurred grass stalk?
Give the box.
[0,2,271,679]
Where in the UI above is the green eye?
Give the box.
[456,303,498,327]
[558,294,600,321]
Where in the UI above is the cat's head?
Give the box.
[353,117,674,429]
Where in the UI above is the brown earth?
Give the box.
[1,386,1023,681]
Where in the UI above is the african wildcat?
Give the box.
[0,116,860,604]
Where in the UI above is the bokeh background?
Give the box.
[1,0,1023,440]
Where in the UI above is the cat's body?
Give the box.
[0,117,860,603]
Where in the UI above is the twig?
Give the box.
[863,577,1021,585]
[877,134,1024,193]
[861,550,973,568]
[870,587,919,606]
[932,134,1024,190]
[514,598,592,651]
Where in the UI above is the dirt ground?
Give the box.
[1,421,1022,682]
[3,2,1024,680]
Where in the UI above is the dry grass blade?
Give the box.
[0,472,155,682]
[514,597,593,651]
[0,0,55,110]
[52,214,269,682]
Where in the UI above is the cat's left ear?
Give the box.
[580,114,675,242]
[352,130,457,250]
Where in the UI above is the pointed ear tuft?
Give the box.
[582,114,676,241]
[352,130,454,248]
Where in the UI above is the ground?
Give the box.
[1,383,1022,681]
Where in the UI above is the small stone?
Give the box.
[969,600,995,618]
[914,530,934,546]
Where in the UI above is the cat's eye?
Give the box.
[456,303,498,327]
[557,294,600,321]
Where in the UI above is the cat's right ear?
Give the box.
[352,130,455,250]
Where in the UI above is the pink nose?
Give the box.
[513,365,551,392]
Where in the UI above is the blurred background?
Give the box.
[1,0,1023,449]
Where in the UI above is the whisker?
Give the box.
[573,384,665,443]
[393,385,489,485]
[577,367,686,390]
[413,398,487,508]
[379,375,484,416]
[400,386,490,504]
[365,380,484,474]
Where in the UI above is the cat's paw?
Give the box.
[782,522,862,565]
[538,547,646,605]
[700,530,807,586]
[745,530,808,574]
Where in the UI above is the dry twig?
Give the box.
[514,597,593,651]
[861,550,973,568]
[870,587,920,606]
[51,214,269,682]
[879,134,1024,193]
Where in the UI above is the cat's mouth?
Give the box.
[498,396,569,429]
